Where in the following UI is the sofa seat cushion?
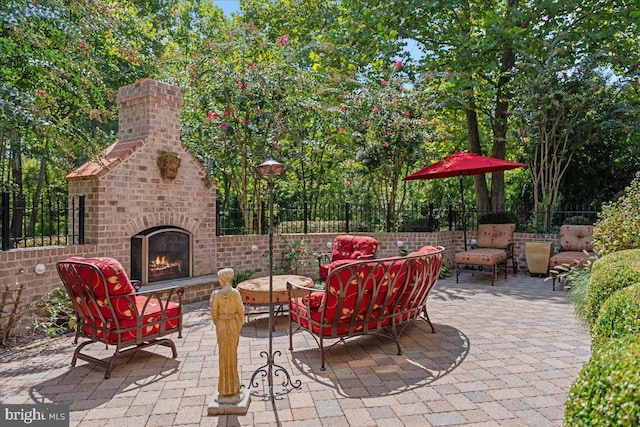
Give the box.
[550,251,595,268]
[455,248,507,266]
[396,247,443,314]
[76,295,137,322]
[289,297,391,337]
[319,259,358,280]
[83,296,181,343]
[322,260,404,323]
[300,291,325,309]
[293,257,407,337]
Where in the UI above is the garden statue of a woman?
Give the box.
[209,268,245,404]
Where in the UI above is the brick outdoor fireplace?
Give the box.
[66,78,217,284]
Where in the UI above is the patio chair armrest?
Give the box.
[317,252,331,266]
[287,280,318,293]
[135,285,185,303]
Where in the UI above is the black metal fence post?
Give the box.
[428,203,435,231]
[78,194,85,245]
[215,201,221,236]
[303,201,308,234]
[345,202,350,233]
[2,191,9,251]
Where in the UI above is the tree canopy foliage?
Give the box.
[1,0,639,233]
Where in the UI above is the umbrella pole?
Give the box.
[460,176,467,251]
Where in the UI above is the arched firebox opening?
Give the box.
[131,227,192,284]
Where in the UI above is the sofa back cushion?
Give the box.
[331,235,378,262]
[558,225,593,251]
[476,223,516,249]
[323,258,402,324]
[397,246,443,310]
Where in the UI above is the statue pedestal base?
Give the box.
[207,390,250,416]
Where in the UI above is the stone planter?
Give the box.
[525,241,553,276]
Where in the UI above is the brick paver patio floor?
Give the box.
[0,273,591,426]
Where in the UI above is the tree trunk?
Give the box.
[465,88,491,214]
[27,157,47,237]
[491,39,516,212]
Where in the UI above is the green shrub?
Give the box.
[278,238,311,274]
[563,215,594,225]
[478,211,518,225]
[591,283,640,350]
[399,217,439,232]
[548,252,596,318]
[33,287,76,337]
[584,249,640,328]
[567,266,592,320]
[231,270,254,288]
[564,336,640,426]
[593,171,640,256]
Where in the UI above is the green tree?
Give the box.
[250,0,639,214]
[0,0,180,243]
[182,24,317,232]
[343,65,436,229]
[1,0,116,240]
[559,77,640,206]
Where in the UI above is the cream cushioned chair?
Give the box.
[549,224,595,290]
[455,223,516,285]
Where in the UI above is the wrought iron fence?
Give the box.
[1,191,85,251]
[216,200,600,236]
[1,188,599,246]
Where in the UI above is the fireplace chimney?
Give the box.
[116,78,183,150]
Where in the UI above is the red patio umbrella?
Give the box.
[405,151,527,249]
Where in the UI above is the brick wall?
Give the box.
[1,230,557,310]
[1,230,557,336]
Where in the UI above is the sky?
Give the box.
[212,0,240,17]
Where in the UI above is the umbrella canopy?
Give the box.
[404,151,527,181]
[404,151,527,250]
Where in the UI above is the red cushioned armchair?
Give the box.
[56,257,183,378]
[317,235,379,280]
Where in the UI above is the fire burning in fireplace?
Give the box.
[131,227,191,283]
[149,255,183,281]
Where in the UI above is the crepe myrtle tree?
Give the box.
[183,26,303,233]
[513,53,637,226]
[342,61,437,230]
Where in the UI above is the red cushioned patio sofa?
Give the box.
[288,245,444,370]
